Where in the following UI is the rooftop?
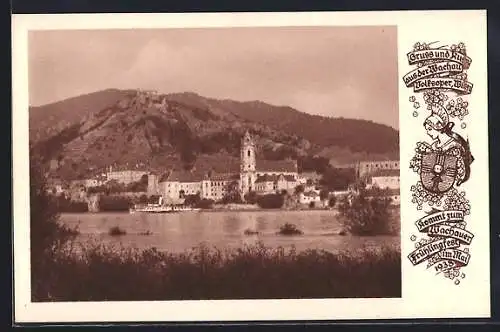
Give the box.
[159,170,205,183]
[358,159,399,165]
[255,174,295,183]
[209,173,239,181]
[159,170,239,183]
[299,171,322,179]
[193,155,240,174]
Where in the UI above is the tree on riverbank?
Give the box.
[99,195,132,212]
[256,193,285,209]
[53,194,89,212]
[337,187,394,236]
[243,190,258,204]
[30,157,79,300]
[221,180,242,204]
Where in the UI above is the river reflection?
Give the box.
[61,210,400,253]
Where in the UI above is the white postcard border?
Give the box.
[12,10,490,322]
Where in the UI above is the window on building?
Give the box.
[248,149,251,157]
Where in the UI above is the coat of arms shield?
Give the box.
[420,152,458,193]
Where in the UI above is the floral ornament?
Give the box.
[450,42,467,55]
[409,142,432,174]
[410,181,444,210]
[409,96,416,103]
[458,42,466,54]
[445,97,469,120]
[413,102,420,109]
[413,42,432,51]
[447,146,467,181]
[427,255,440,267]
[423,89,447,106]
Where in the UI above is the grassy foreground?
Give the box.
[33,241,401,301]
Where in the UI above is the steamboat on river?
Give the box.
[129,196,200,214]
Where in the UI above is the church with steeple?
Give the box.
[156,130,299,203]
[240,130,257,194]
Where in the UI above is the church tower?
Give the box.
[240,130,256,196]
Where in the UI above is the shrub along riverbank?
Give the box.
[34,242,400,301]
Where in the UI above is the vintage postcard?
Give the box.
[12,10,489,323]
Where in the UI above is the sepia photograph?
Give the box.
[27,26,402,302]
[12,9,493,323]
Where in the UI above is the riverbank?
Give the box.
[32,241,401,301]
[59,206,339,214]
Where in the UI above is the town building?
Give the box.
[147,173,160,195]
[363,168,400,206]
[298,190,322,205]
[355,159,400,179]
[329,161,356,170]
[365,188,400,206]
[106,166,147,185]
[157,131,299,203]
[70,179,87,189]
[254,174,297,195]
[46,178,65,195]
[84,177,106,188]
[297,171,322,186]
[366,169,400,190]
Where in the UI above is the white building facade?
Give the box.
[366,169,400,190]
[356,160,400,179]
[158,131,299,203]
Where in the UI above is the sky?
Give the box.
[28,26,399,129]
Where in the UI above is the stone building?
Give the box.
[355,159,400,179]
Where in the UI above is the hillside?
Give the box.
[29,89,133,142]
[29,89,399,180]
[165,92,399,154]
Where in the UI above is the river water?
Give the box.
[60,210,400,253]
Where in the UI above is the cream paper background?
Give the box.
[12,10,489,322]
